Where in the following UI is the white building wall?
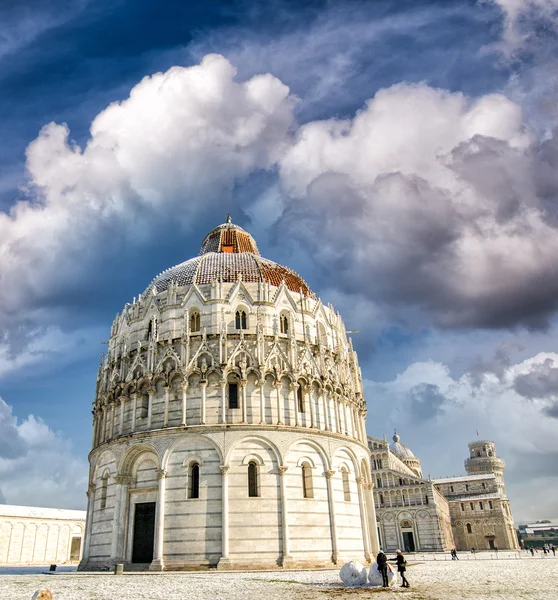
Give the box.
[0,507,85,566]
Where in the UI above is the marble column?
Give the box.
[110,475,132,561]
[102,406,108,442]
[150,469,167,571]
[321,389,330,431]
[325,470,338,564]
[292,384,300,427]
[147,388,155,429]
[241,380,247,424]
[217,465,231,569]
[356,476,371,562]
[109,403,115,440]
[91,411,98,447]
[334,395,341,434]
[119,398,125,435]
[342,401,349,435]
[181,382,188,426]
[131,393,138,432]
[200,382,207,425]
[220,380,227,424]
[308,386,316,428]
[163,386,170,427]
[278,466,292,565]
[275,381,283,425]
[259,379,266,424]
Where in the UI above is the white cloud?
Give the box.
[365,352,558,521]
[0,54,295,356]
[0,396,88,509]
[277,82,558,329]
[483,0,558,54]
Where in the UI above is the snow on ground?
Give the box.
[0,556,556,600]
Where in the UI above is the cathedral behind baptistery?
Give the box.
[80,217,378,571]
[368,433,519,553]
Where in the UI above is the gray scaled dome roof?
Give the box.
[390,432,416,459]
[142,217,317,299]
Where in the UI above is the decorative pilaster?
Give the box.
[110,475,133,561]
[325,469,338,564]
[356,476,371,562]
[277,466,292,566]
[217,465,231,569]
[366,482,380,555]
[81,483,96,562]
[150,469,167,571]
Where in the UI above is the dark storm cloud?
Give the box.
[407,383,448,421]
[513,358,558,399]
[467,341,523,387]
[542,401,558,419]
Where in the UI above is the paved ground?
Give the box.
[1,556,556,600]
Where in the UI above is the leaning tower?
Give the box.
[465,441,505,493]
[79,217,378,571]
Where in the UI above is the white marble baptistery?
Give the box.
[79,218,379,571]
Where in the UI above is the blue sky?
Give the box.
[1,0,558,520]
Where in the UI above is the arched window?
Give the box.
[466,523,472,534]
[235,310,247,330]
[376,476,382,488]
[100,472,109,509]
[297,385,304,412]
[189,463,200,499]
[146,317,157,341]
[280,314,289,334]
[341,468,351,502]
[190,309,200,333]
[248,461,259,497]
[301,462,313,498]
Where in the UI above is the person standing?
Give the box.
[395,550,410,588]
[552,545,556,556]
[377,550,389,587]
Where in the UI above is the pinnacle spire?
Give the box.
[226,214,232,224]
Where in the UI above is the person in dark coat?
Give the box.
[376,550,389,587]
[394,550,410,587]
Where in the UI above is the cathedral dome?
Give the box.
[390,432,416,459]
[143,217,316,299]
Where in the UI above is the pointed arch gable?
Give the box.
[226,281,255,305]
[180,283,207,309]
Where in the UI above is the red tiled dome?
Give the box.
[143,217,316,299]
